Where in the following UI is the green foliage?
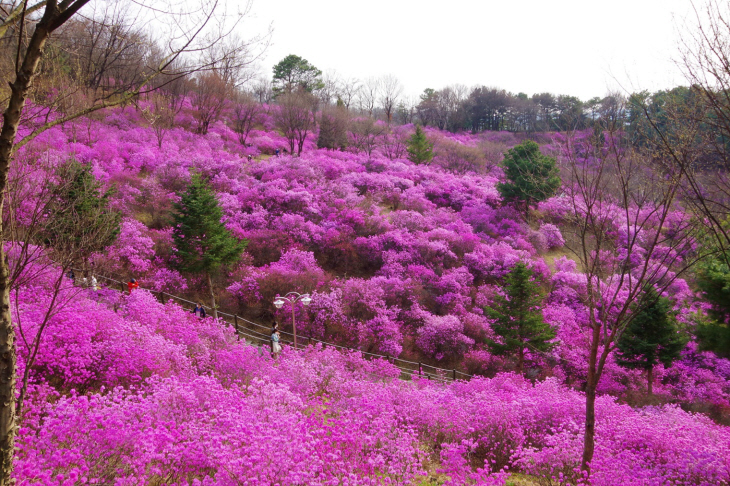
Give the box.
[407,125,433,165]
[172,174,247,275]
[696,251,730,322]
[485,262,555,373]
[496,140,560,217]
[317,107,348,150]
[272,54,324,95]
[41,161,121,261]
[616,286,687,393]
[693,311,730,358]
[627,86,707,149]
[692,230,730,356]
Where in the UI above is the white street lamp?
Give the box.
[272,292,312,349]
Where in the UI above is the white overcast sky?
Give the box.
[242,0,697,101]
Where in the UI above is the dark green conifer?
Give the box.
[172,174,247,318]
[486,262,556,374]
[42,161,121,263]
[616,285,687,395]
[407,125,434,165]
[497,140,560,218]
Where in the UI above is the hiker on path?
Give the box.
[193,303,206,318]
[91,275,98,291]
[67,270,75,283]
[275,148,280,157]
[271,325,282,358]
[127,278,139,293]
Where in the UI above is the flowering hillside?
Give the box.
[8,103,730,483]
[15,105,730,413]
[14,281,730,485]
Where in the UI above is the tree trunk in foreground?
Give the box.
[0,243,15,486]
[648,366,653,396]
[0,3,93,481]
[581,325,601,476]
[206,272,217,320]
[0,9,59,484]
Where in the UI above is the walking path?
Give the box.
[85,272,473,383]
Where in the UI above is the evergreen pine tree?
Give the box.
[691,225,730,356]
[407,125,434,165]
[497,140,560,218]
[317,106,348,150]
[42,161,122,265]
[615,285,687,395]
[172,174,247,318]
[485,262,556,374]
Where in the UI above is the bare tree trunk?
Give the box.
[0,244,15,486]
[517,347,524,375]
[0,7,60,482]
[647,366,653,396]
[206,272,217,320]
[581,325,601,475]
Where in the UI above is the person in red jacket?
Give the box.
[127,278,139,293]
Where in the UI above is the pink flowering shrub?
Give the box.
[416,314,475,361]
[540,223,565,249]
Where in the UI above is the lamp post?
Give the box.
[273,292,312,349]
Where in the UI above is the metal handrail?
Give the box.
[79,270,472,382]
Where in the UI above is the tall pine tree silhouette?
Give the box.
[486,262,556,374]
[172,174,247,318]
[616,285,687,395]
[497,140,560,219]
[407,125,434,165]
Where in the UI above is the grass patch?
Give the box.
[542,248,583,273]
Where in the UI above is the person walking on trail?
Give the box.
[67,270,75,283]
[91,275,98,291]
[271,326,282,358]
[193,303,206,318]
[127,278,139,293]
[275,148,280,158]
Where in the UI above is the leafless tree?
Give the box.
[252,76,274,105]
[358,76,380,117]
[339,76,360,110]
[559,111,707,478]
[318,69,341,106]
[232,89,264,145]
[141,73,190,148]
[378,74,402,124]
[274,90,317,156]
[4,157,120,419]
[396,95,417,125]
[348,117,385,157]
[203,32,267,89]
[641,0,730,262]
[56,1,148,93]
[191,71,231,134]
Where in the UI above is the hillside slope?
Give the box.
[14,282,730,485]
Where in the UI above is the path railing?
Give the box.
[81,271,472,384]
